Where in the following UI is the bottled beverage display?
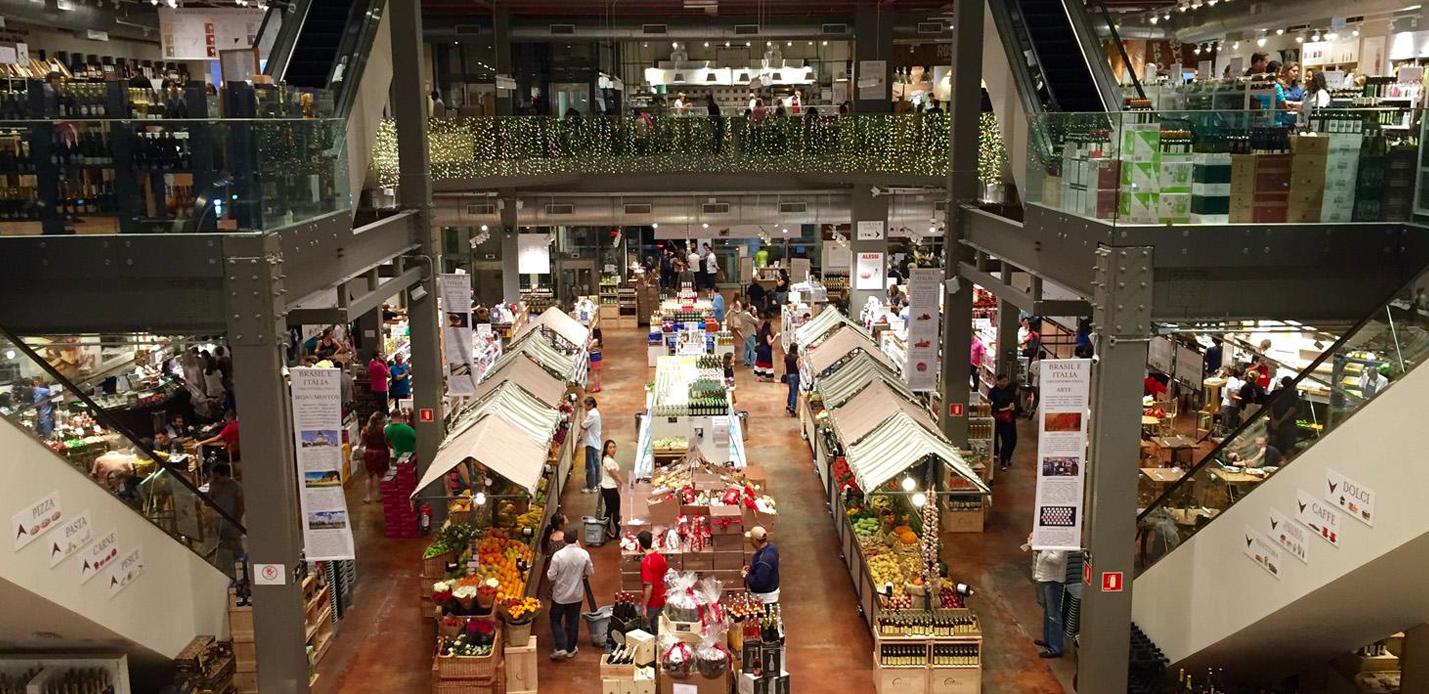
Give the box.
[51,130,113,168]
[931,643,979,667]
[133,130,192,170]
[876,610,980,638]
[879,644,925,667]
[0,668,40,694]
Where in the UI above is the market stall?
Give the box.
[637,355,746,477]
[488,327,589,389]
[516,306,591,351]
[799,350,909,473]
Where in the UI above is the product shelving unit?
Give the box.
[872,613,983,694]
[0,655,132,694]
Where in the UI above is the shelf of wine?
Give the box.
[873,609,983,694]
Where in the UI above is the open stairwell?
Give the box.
[1132,358,1429,680]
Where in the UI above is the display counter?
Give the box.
[638,355,745,476]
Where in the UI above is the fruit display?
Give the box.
[513,504,544,536]
[468,530,533,597]
[652,436,689,454]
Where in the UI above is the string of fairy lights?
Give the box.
[370,113,1009,185]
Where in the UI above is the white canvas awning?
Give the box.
[413,413,548,497]
[474,354,567,408]
[492,330,583,383]
[795,307,858,348]
[518,306,590,349]
[845,412,990,495]
[815,351,908,409]
[806,326,896,374]
[831,379,937,445]
[451,381,560,443]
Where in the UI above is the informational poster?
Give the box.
[439,274,477,396]
[1361,35,1387,76]
[48,511,93,568]
[1295,488,1341,547]
[739,256,755,283]
[1031,359,1091,550]
[1325,469,1375,527]
[158,7,264,60]
[790,258,811,283]
[854,252,885,291]
[108,546,144,597]
[1242,526,1283,579]
[79,530,119,584]
[1174,343,1203,389]
[290,367,355,561]
[1266,507,1308,564]
[856,220,885,241]
[12,491,63,551]
[1147,336,1174,375]
[517,234,552,274]
[857,60,887,100]
[904,268,943,392]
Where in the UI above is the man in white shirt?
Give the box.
[581,396,603,493]
[703,244,719,290]
[1029,538,1068,659]
[546,534,593,659]
[687,246,703,290]
[1220,365,1245,432]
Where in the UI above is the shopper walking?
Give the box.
[707,93,724,154]
[580,396,603,493]
[783,344,801,416]
[638,530,668,635]
[688,245,704,289]
[753,316,777,382]
[599,440,623,538]
[988,374,1018,471]
[208,462,245,577]
[540,512,568,556]
[1030,539,1067,659]
[367,352,390,414]
[711,290,726,323]
[1220,365,1245,433]
[704,244,719,291]
[360,410,391,503]
[742,526,780,604]
[546,534,593,660]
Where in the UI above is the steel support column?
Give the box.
[501,191,521,304]
[392,0,445,478]
[354,269,382,363]
[996,298,1021,380]
[853,4,894,114]
[1080,245,1154,692]
[939,0,983,445]
[493,7,514,117]
[222,234,309,694]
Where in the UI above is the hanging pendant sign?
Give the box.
[1031,358,1091,550]
[291,367,355,561]
[438,273,477,396]
[904,268,943,392]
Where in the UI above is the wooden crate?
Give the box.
[941,506,986,534]
[876,667,928,694]
[929,667,981,694]
[234,670,257,694]
[505,635,537,693]
[229,606,254,640]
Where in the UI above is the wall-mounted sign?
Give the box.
[1266,508,1308,564]
[1325,469,1375,527]
[13,491,63,551]
[159,7,264,60]
[79,530,119,584]
[1031,359,1092,550]
[854,252,884,290]
[48,511,93,568]
[107,546,143,597]
[1242,526,1283,579]
[1295,488,1341,547]
[856,220,885,241]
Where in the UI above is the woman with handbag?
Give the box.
[361,411,391,503]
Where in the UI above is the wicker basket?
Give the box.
[422,550,455,579]
[434,630,501,680]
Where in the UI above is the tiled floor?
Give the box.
[313,325,1072,693]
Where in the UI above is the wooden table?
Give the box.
[1140,467,1187,485]
[1151,435,1198,466]
[1209,468,1270,485]
[1202,377,1226,415]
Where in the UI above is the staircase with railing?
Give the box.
[1131,267,1429,676]
[0,325,241,659]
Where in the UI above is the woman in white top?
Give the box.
[599,440,624,538]
[1220,365,1245,433]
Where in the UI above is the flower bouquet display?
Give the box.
[434,620,500,680]
[499,595,541,647]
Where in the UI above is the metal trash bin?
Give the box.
[582,605,613,648]
[583,515,607,546]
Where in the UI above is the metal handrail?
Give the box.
[1088,0,1146,102]
[0,323,248,534]
[263,0,313,81]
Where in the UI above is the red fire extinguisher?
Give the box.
[420,503,432,534]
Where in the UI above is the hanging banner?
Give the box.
[904,267,943,392]
[854,252,885,291]
[1242,526,1283,579]
[439,274,477,395]
[1266,508,1308,564]
[1031,359,1092,550]
[1325,469,1375,527]
[291,367,355,561]
[158,7,264,60]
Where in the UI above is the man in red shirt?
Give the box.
[368,352,390,414]
[638,531,668,635]
[195,410,241,460]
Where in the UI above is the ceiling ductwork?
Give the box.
[431,191,948,235]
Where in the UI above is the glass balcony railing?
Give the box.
[0,117,349,234]
[370,113,961,184]
[0,327,246,577]
[1027,107,1423,226]
[1136,272,1429,572]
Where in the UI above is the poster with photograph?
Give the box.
[1031,359,1091,550]
[905,268,943,392]
[438,274,477,395]
[290,367,354,560]
[855,252,885,291]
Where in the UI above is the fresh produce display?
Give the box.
[652,436,689,453]
[513,504,545,537]
[467,530,533,597]
[499,595,541,623]
[425,522,480,559]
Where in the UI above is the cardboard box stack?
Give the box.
[601,630,657,694]
[1229,152,1292,223]
[1288,134,1330,223]
[1058,133,1119,220]
[1117,119,1162,223]
[1380,147,1417,221]
[381,456,418,538]
[1190,148,1232,224]
[1157,128,1193,224]
[1321,133,1362,222]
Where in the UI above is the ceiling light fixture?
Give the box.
[1276,28,1285,35]
[1257,37,1266,46]
[1149,15,1158,24]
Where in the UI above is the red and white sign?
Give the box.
[1101,571,1124,593]
[948,403,964,417]
[419,408,435,423]
[253,562,286,586]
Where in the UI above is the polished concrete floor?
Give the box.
[312,325,1072,693]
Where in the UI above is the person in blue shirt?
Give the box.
[31,379,54,437]
[743,526,780,603]
[388,353,412,402]
[1282,62,1305,105]
[711,290,726,323]
[1205,337,1224,374]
